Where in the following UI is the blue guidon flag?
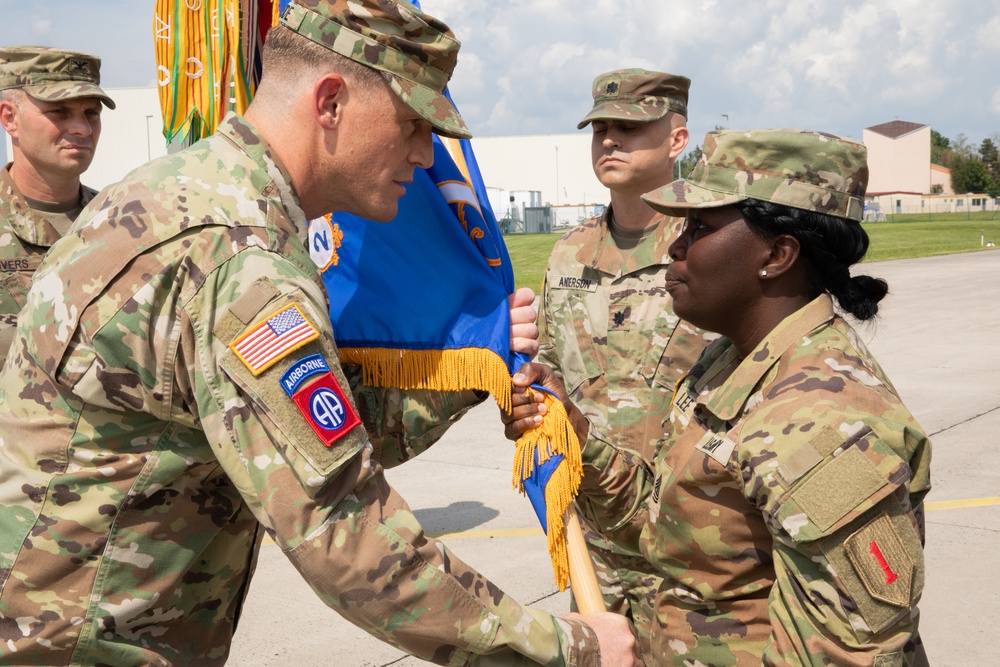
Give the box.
[308,22,583,588]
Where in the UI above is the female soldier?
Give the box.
[508,128,931,666]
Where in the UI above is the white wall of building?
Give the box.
[863,125,932,196]
[472,133,609,227]
[3,86,169,193]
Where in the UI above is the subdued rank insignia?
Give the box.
[70,59,89,73]
[606,82,619,95]
[290,371,361,447]
[613,311,626,327]
[230,303,320,376]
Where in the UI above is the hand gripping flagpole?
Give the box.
[512,385,605,611]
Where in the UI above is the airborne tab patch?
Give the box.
[281,354,331,396]
[291,372,361,447]
[230,303,320,376]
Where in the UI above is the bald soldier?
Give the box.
[505,69,713,661]
[0,1,637,665]
[0,46,114,368]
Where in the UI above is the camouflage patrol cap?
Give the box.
[642,128,869,222]
[0,46,115,109]
[577,68,690,129]
[280,0,470,139]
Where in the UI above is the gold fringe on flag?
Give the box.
[511,390,583,590]
[338,347,514,413]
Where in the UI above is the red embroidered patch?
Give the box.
[869,540,899,585]
[291,372,361,447]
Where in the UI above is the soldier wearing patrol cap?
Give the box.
[506,68,710,661]
[515,128,932,665]
[0,46,115,368]
[0,2,637,665]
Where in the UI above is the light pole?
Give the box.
[555,145,560,206]
[145,115,154,161]
[721,113,729,128]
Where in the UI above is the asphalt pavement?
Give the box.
[228,249,1000,667]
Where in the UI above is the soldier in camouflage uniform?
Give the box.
[0,1,637,665]
[529,69,713,660]
[0,46,114,368]
[517,128,932,665]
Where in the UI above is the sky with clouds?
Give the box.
[2,0,999,162]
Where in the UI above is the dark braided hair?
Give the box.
[735,199,888,321]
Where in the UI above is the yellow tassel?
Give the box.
[512,391,583,590]
[338,347,513,412]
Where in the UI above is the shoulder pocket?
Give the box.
[215,284,366,498]
[771,425,911,542]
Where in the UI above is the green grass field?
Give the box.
[505,212,1000,291]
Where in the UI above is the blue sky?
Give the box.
[2,0,999,163]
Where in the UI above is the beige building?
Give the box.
[862,120,932,215]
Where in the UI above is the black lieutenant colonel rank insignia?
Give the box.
[606,81,619,95]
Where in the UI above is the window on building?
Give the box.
[973,198,982,206]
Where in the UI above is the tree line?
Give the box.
[932,130,1000,197]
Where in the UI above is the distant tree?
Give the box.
[931,129,952,165]
[930,184,944,194]
[950,154,997,196]
[980,137,999,184]
[951,133,975,159]
[675,144,702,179]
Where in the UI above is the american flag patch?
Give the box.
[230,303,320,376]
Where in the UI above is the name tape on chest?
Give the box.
[552,275,598,292]
[286,366,362,447]
[0,257,40,273]
[230,303,320,376]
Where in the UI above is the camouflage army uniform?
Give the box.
[537,68,711,660]
[580,295,931,665]
[578,129,931,665]
[0,113,602,666]
[0,165,97,367]
[0,46,114,368]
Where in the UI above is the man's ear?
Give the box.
[669,125,690,159]
[313,73,347,131]
[0,101,19,138]
[760,234,801,279]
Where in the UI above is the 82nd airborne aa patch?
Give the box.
[287,368,361,447]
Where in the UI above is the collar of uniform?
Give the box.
[578,205,679,277]
[214,114,310,244]
[0,162,65,247]
[696,294,836,422]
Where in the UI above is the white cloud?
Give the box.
[0,0,997,144]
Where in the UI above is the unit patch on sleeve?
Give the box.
[230,303,320,375]
[289,370,362,447]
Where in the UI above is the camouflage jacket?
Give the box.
[0,162,96,368]
[536,207,711,463]
[0,115,598,667]
[578,295,932,666]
